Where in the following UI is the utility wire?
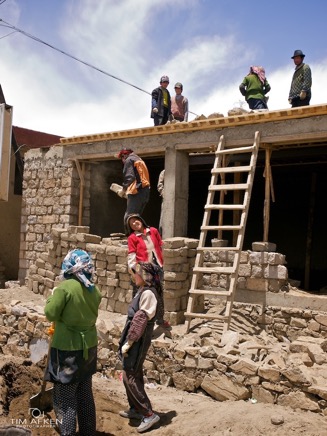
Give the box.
[0,19,149,96]
[0,30,16,39]
[0,19,199,116]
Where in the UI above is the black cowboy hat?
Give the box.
[291,50,305,59]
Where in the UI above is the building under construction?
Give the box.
[1,102,327,324]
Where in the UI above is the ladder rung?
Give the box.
[197,246,240,251]
[212,165,251,174]
[209,183,248,190]
[204,204,245,210]
[216,145,256,155]
[189,289,232,296]
[201,225,242,231]
[184,312,229,320]
[193,266,235,274]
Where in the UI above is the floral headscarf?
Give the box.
[131,261,163,289]
[250,66,266,84]
[60,249,95,291]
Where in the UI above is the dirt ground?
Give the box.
[1,287,327,436]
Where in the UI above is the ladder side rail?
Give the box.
[223,131,260,330]
[185,132,261,333]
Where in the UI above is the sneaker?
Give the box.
[137,413,160,433]
[119,408,143,420]
[157,320,172,330]
[163,320,172,329]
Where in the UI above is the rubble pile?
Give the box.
[1,297,327,414]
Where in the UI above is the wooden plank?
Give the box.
[184,312,228,320]
[193,266,236,274]
[209,183,248,190]
[0,105,13,202]
[216,145,256,155]
[60,104,327,146]
[189,289,232,296]
[200,225,242,231]
[196,246,239,251]
[204,204,245,210]
[212,165,251,174]
[304,172,316,290]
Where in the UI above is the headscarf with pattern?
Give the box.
[60,249,95,291]
[249,66,266,84]
[132,261,163,294]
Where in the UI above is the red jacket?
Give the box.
[127,227,163,270]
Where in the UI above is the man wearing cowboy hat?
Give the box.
[288,50,312,108]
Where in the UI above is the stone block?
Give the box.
[163,238,185,249]
[252,241,277,252]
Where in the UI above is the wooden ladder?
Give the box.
[185,131,260,333]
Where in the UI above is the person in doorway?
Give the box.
[171,82,189,122]
[116,148,151,231]
[288,50,312,107]
[126,213,171,331]
[44,249,101,436]
[118,261,161,433]
[151,75,172,126]
[239,66,271,110]
[157,169,165,235]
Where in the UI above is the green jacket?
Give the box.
[240,74,271,101]
[45,278,101,356]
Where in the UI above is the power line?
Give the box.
[0,19,199,117]
[0,30,16,40]
[0,19,150,96]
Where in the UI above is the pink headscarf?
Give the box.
[249,66,266,84]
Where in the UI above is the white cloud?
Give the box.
[1,1,326,137]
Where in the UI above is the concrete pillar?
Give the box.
[162,148,189,238]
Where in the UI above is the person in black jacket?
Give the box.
[151,75,172,126]
[116,148,151,232]
[118,262,162,433]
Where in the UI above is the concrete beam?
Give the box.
[162,148,189,238]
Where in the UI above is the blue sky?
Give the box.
[0,0,326,137]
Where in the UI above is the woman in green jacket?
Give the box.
[44,249,101,436]
[239,66,271,110]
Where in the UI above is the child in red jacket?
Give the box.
[126,214,171,330]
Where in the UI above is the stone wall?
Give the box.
[25,225,291,326]
[25,226,290,325]
[203,242,288,294]
[1,300,327,413]
[26,226,198,325]
[19,148,91,282]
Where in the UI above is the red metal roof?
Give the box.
[12,126,62,149]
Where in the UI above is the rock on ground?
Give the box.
[0,286,327,435]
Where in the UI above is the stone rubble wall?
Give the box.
[25,226,198,326]
[1,300,327,414]
[19,148,91,282]
[202,243,288,293]
[25,226,289,326]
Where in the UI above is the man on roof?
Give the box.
[151,75,172,126]
[288,50,312,108]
